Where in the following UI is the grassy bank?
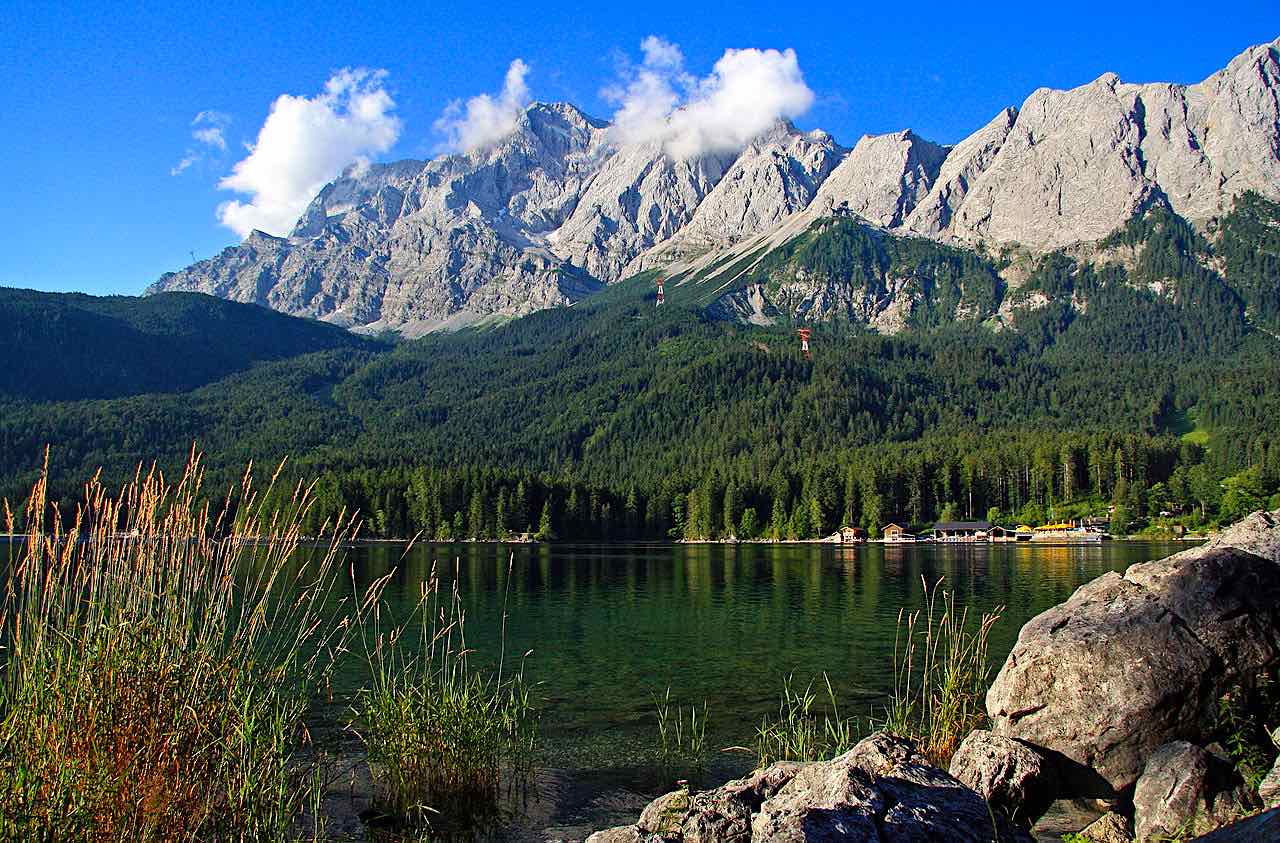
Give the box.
[0,457,538,840]
[0,456,362,839]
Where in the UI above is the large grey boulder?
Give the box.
[948,730,1056,826]
[987,510,1280,793]
[681,763,801,843]
[592,733,1030,842]
[639,788,693,839]
[1132,741,1258,840]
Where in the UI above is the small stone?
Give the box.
[948,729,1056,825]
[584,824,643,843]
[1077,811,1132,843]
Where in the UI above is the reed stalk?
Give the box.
[0,452,364,840]
[654,687,708,778]
[353,554,537,835]
[755,673,857,766]
[882,577,1003,764]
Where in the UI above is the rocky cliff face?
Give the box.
[916,37,1280,250]
[151,37,1280,333]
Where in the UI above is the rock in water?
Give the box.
[948,730,1056,826]
[1132,741,1258,840]
[986,509,1280,793]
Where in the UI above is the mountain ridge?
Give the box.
[150,36,1280,334]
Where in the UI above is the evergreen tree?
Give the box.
[808,496,824,538]
[536,498,555,541]
[722,482,739,538]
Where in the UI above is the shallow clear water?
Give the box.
[323,539,1190,838]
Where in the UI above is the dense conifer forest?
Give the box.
[2,195,1278,539]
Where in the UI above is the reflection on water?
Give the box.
[321,540,1187,837]
[333,541,1180,761]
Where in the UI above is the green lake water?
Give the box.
[323,539,1191,839]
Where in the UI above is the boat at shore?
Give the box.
[1031,521,1106,543]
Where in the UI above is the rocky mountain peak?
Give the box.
[808,128,949,228]
[151,36,1280,333]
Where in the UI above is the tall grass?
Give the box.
[882,577,1003,764]
[653,687,708,778]
[353,557,537,835]
[0,454,364,840]
[755,673,857,766]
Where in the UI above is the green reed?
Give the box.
[881,577,1003,764]
[654,687,709,778]
[756,673,857,766]
[0,453,365,841]
[353,555,538,835]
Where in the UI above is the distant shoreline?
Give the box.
[290,535,1212,547]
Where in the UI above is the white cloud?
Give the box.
[170,152,200,176]
[170,111,231,175]
[216,69,401,238]
[433,59,531,153]
[604,38,815,159]
[193,127,227,150]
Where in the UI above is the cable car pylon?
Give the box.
[655,277,665,307]
[797,327,812,359]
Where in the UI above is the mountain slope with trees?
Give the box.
[3,198,1278,539]
[0,288,375,401]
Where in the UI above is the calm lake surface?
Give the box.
[322,539,1191,839]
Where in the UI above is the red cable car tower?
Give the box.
[655,277,665,307]
[797,327,812,359]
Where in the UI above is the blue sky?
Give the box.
[1,0,1276,296]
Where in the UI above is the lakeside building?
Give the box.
[836,526,866,543]
[928,521,993,542]
[882,523,917,543]
[989,525,1030,542]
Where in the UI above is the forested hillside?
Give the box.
[2,197,1278,540]
[0,289,374,401]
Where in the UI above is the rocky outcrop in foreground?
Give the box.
[978,509,1280,838]
[587,732,1029,842]
[986,510,1280,793]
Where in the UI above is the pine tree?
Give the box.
[468,490,486,540]
[495,488,509,539]
[536,498,555,541]
[513,480,528,531]
[808,496,824,538]
[769,497,786,541]
[624,485,640,536]
[722,482,738,539]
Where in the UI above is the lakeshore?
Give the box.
[311,538,1190,837]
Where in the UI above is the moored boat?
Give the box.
[1031,521,1105,543]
